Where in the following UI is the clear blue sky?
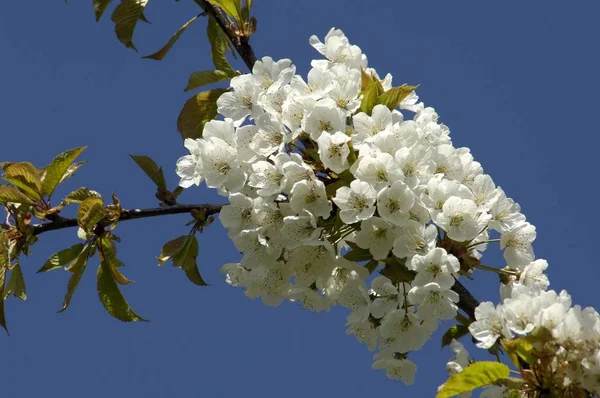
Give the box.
[1,1,599,397]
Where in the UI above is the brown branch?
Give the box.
[193,0,257,70]
[451,278,480,320]
[32,203,224,236]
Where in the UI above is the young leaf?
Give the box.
[94,0,114,21]
[172,235,198,270]
[41,147,87,197]
[59,245,92,313]
[184,70,233,92]
[185,265,208,286]
[207,17,235,74]
[77,198,105,233]
[360,79,380,115]
[2,162,42,200]
[343,247,372,262]
[377,85,419,111]
[129,155,167,189]
[59,161,86,183]
[98,238,133,285]
[325,179,346,199]
[365,259,379,274]
[240,0,253,22]
[158,236,208,285]
[380,256,415,283]
[157,236,189,265]
[97,260,147,322]
[205,0,241,22]
[143,14,202,60]
[37,243,85,273]
[0,185,34,205]
[4,263,26,301]
[502,336,537,368]
[177,88,227,140]
[441,324,470,348]
[436,362,510,398]
[111,0,150,51]
[0,266,7,334]
[64,187,103,204]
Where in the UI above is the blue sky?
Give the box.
[1,1,599,397]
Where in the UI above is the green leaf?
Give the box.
[240,0,253,21]
[360,69,383,115]
[441,324,470,348]
[377,85,419,111]
[172,235,198,270]
[185,265,209,286]
[365,259,379,274]
[343,247,372,262]
[59,161,86,183]
[64,187,103,204]
[97,260,147,322]
[436,362,511,398]
[41,147,86,197]
[157,236,188,265]
[129,155,167,189]
[111,0,150,51]
[37,243,85,273]
[98,238,133,285]
[2,162,42,200]
[4,263,26,301]
[94,0,114,21]
[325,179,347,199]
[207,17,235,74]
[177,88,227,140]
[184,70,233,92]
[502,336,538,368]
[59,245,92,313]
[496,377,526,391]
[0,266,7,334]
[205,0,241,21]
[77,198,105,233]
[380,256,415,283]
[158,236,208,285]
[143,14,202,60]
[0,185,34,205]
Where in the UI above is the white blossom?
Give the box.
[377,180,415,227]
[290,180,332,219]
[354,217,398,260]
[333,180,377,224]
[317,131,351,173]
[501,221,536,267]
[469,302,512,349]
[409,248,460,289]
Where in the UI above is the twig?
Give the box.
[193,0,257,70]
[32,203,223,236]
[451,278,480,320]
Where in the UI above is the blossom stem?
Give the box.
[466,239,501,249]
[476,264,515,276]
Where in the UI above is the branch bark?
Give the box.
[193,0,257,70]
[451,278,479,320]
[32,203,223,236]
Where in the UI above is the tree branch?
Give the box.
[193,0,257,70]
[32,203,224,236]
[451,278,480,320]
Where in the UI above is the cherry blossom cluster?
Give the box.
[175,28,600,393]
[467,278,600,395]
